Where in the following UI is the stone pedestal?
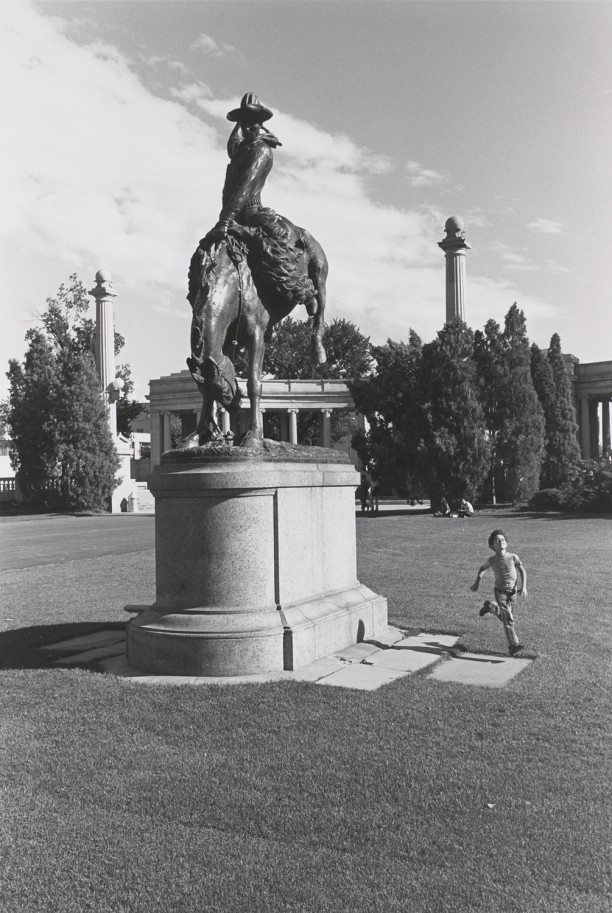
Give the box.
[127,444,388,676]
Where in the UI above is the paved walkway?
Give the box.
[38,626,532,689]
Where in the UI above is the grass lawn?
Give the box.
[1,510,611,913]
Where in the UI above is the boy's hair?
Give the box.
[488,529,506,549]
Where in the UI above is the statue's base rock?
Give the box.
[171,436,350,464]
[127,451,388,676]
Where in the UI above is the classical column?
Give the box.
[579,397,590,459]
[180,411,197,438]
[319,409,332,448]
[588,399,600,459]
[219,408,231,434]
[278,412,289,443]
[602,400,611,456]
[161,412,173,454]
[288,409,299,445]
[151,413,163,467]
[438,216,471,324]
[88,269,119,437]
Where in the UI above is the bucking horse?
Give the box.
[178,208,328,450]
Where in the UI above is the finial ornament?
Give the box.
[89,269,117,299]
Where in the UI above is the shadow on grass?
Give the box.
[515,510,612,521]
[356,509,432,519]
[0,622,126,670]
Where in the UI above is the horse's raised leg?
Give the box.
[309,254,328,365]
[239,324,266,448]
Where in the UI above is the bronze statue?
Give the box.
[179,93,328,450]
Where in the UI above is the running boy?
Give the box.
[470,529,528,656]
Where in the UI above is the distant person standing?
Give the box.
[470,529,528,656]
[359,479,371,513]
[371,480,380,513]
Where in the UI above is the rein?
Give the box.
[225,236,244,363]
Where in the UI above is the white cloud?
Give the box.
[544,259,571,275]
[500,252,538,272]
[0,0,560,398]
[191,32,244,64]
[406,159,448,188]
[527,218,565,235]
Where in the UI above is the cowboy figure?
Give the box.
[208,93,282,242]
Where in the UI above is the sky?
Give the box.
[2,0,612,400]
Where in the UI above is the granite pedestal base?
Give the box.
[127,446,388,676]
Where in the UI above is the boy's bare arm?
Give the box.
[517,563,528,599]
[470,562,490,592]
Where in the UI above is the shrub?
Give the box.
[529,460,612,512]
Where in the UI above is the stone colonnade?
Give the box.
[570,359,612,461]
[148,373,359,467]
[578,396,612,460]
[151,405,336,465]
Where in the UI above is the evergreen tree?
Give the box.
[415,319,489,505]
[473,319,508,502]
[497,304,545,502]
[350,332,424,496]
[546,333,581,480]
[530,343,560,488]
[6,279,120,511]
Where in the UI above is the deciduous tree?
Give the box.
[5,278,120,511]
[350,332,425,497]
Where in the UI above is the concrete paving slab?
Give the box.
[41,630,125,652]
[317,663,409,691]
[428,653,532,688]
[333,642,381,663]
[365,626,405,647]
[292,655,346,681]
[394,633,459,651]
[52,643,127,665]
[364,648,443,673]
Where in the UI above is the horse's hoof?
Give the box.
[238,431,264,450]
[176,432,203,451]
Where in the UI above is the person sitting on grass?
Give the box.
[458,497,474,517]
[470,529,528,656]
[433,496,451,518]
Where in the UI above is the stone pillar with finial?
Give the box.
[438,216,471,324]
[88,269,120,437]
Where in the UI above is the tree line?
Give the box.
[348,304,581,506]
[2,275,592,512]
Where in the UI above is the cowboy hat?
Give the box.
[226,92,273,124]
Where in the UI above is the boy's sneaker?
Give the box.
[509,644,524,656]
[479,601,494,617]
